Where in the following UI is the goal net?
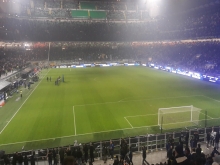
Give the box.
[158,106,201,129]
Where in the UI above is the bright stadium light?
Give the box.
[145,0,161,17]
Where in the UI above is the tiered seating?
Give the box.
[62,1,78,9]
[46,0,61,8]
[125,11,140,20]
[51,9,70,18]
[34,0,45,9]
[34,9,49,17]
[107,11,125,20]
[126,3,137,11]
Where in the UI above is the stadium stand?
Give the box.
[1,40,220,75]
[46,0,61,9]
[0,127,220,165]
[1,0,220,165]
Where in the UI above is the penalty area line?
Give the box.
[199,111,213,119]
[124,117,133,128]
[74,95,204,107]
[0,70,50,135]
[202,95,220,102]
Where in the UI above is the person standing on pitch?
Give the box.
[142,146,149,165]
[20,90,22,98]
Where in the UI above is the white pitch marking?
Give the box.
[202,95,220,102]
[199,111,213,119]
[125,113,158,118]
[73,106,76,135]
[0,70,50,135]
[0,94,218,146]
[124,117,133,128]
[74,95,204,107]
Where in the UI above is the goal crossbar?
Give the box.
[158,105,201,127]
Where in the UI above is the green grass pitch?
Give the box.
[1,66,220,152]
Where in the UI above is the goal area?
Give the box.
[158,105,202,129]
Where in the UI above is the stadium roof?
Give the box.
[0,80,11,91]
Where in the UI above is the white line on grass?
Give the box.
[73,106,76,135]
[0,94,218,146]
[124,117,133,128]
[199,111,213,119]
[74,95,204,107]
[126,111,214,120]
[125,113,158,118]
[0,70,50,135]
[202,95,220,102]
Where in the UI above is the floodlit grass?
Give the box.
[1,66,220,152]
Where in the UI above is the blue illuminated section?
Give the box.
[146,63,219,82]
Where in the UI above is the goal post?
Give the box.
[158,105,201,129]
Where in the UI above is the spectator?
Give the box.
[109,140,114,160]
[47,150,53,165]
[207,132,211,148]
[103,142,108,163]
[113,155,119,165]
[196,144,202,155]
[83,144,89,163]
[3,154,10,165]
[142,146,149,165]
[172,145,189,165]
[17,153,23,165]
[184,147,191,162]
[24,155,28,165]
[215,133,219,150]
[30,152,35,165]
[211,147,220,158]
[76,147,82,165]
[128,146,133,165]
[63,156,76,165]
[59,147,65,165]
[53,148,57,165]
[12,152,18,165]
[89,142,94,163]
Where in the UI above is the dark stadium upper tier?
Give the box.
[0,0,219,42]
[0,10,220,42]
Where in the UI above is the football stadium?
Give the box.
[0,0,220,165]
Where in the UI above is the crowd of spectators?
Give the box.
[1,40,220,76]
[1,129,220,165]
[0,50,29,78]
[32,1,144,11]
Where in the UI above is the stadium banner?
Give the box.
[90,11,106,19]
[124,63,140,66]
[71,10,89,18]
[60,65,67,68]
